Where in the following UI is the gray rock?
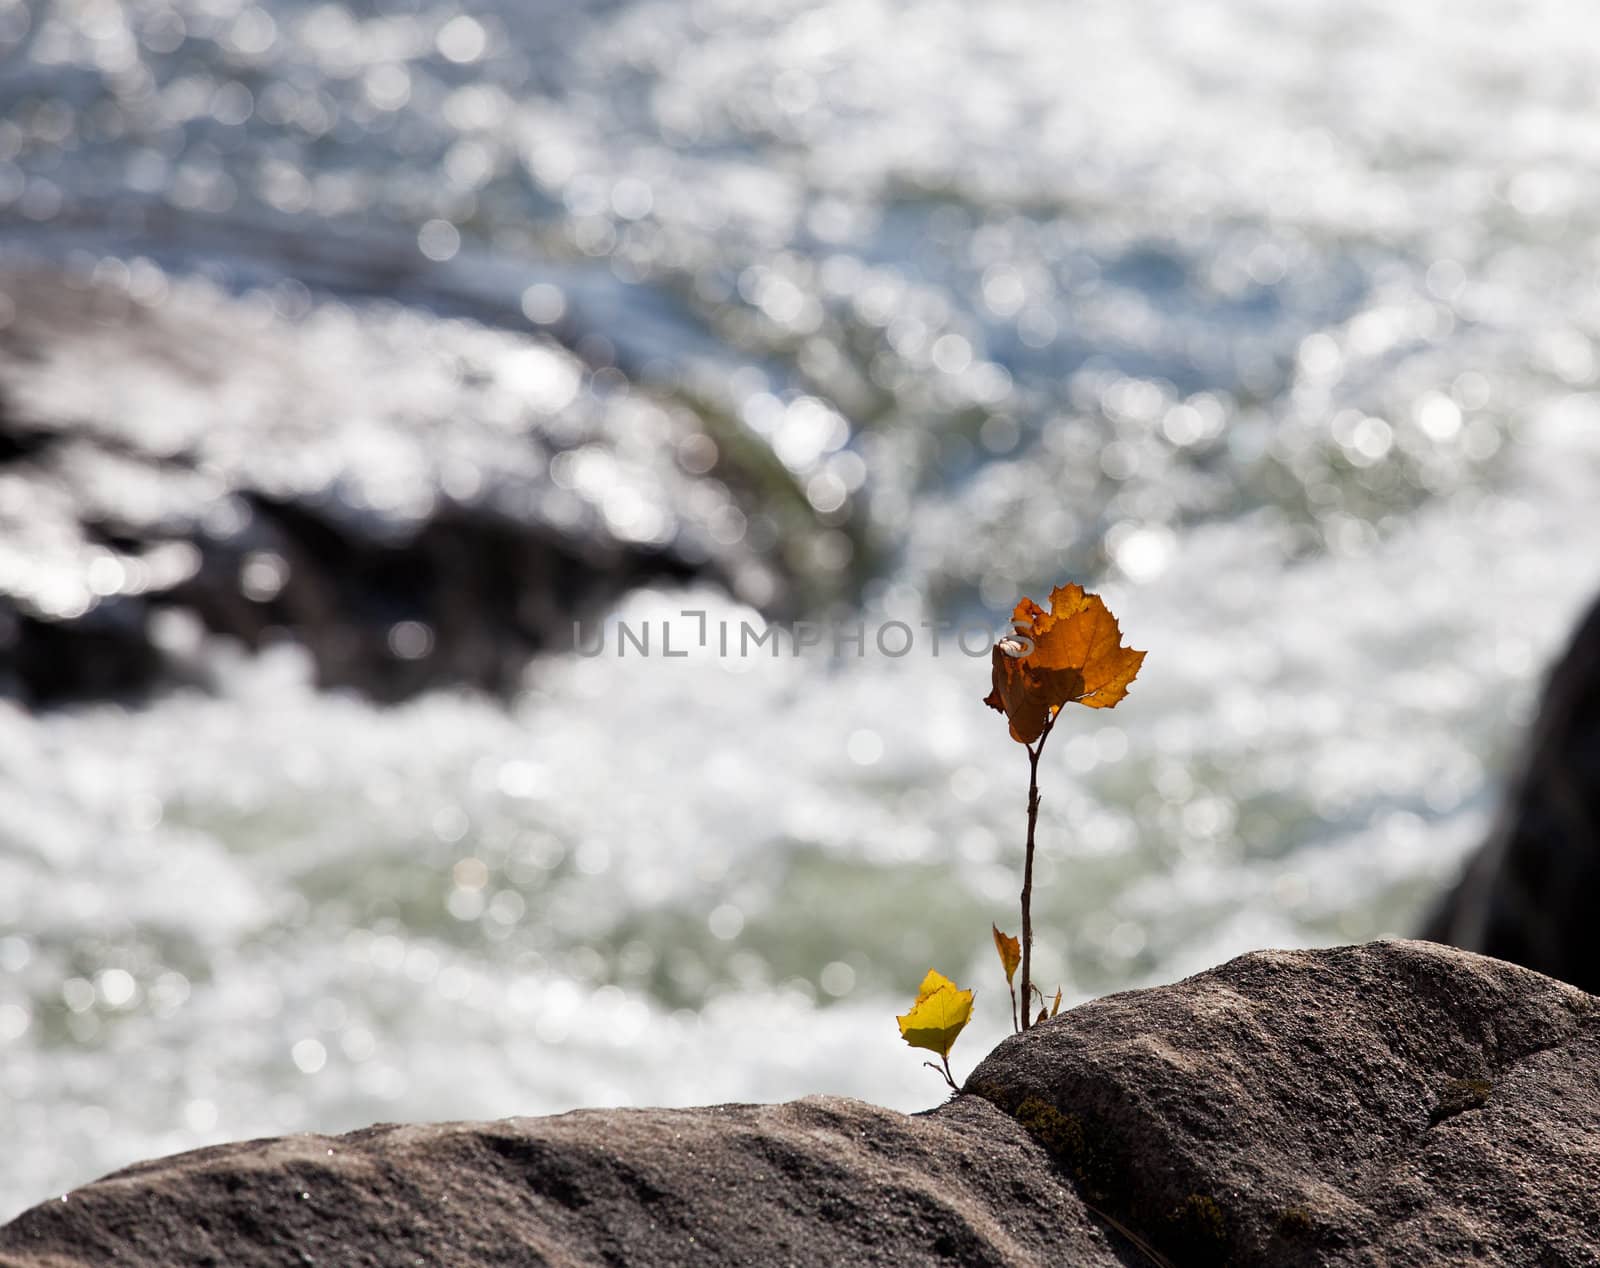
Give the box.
[967,939,1600,1266]
[4,941,1596,1267]
[0,1096,1132,1268]
[1423,588,1600,993]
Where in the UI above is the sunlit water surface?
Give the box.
[5,0,1600,1219]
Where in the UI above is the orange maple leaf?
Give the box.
[983,583,1146,743]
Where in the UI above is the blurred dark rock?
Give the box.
[1423,588,1600,993]
[0,264,779,705]
[5,941,1597,1267]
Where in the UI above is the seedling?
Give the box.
[899,583,1145,1086]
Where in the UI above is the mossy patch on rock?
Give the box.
[1165,1193,1229,1264]
[1429,1076,1493,1125]
[968,1088,1119,1203]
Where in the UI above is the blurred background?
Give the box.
[3,0,1600,1220]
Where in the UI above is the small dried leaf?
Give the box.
[984,583,1146,743]
[1050,987,1063,1017]
[896,970,974,1060]
[1035,1006,1048,1026]
[992,925,1021,986]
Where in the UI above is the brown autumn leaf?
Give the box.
[983,583,1146,744]
[992,925,1021,986]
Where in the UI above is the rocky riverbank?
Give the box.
[0,261,845,705]
[4,939,1596,1267]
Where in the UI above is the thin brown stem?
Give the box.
[1020,745,1038,1029]
[1019,711,1057,1031]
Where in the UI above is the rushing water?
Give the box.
[4,0,1600,1219]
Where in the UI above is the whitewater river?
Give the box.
[4,0,1600,1218]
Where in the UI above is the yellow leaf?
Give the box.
[992,926,1020,986]
[983,583,1146,743]
[1050,987,1063,1017]
[911,968,955,1003]
[896,970,974,1059]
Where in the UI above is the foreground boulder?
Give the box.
[4,941,1597,1267]
[966,939,1600,1266]
[1424,586,1600,993]
[0,1096,1127,1268]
